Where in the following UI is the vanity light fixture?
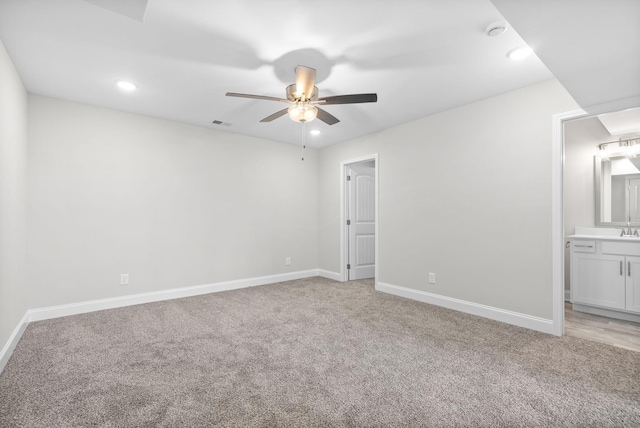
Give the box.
[627,140,640,159]
[507,46,533,60]
[596,144,611,161]
[596,137,640,160]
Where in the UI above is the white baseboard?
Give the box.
[28,269,321,322]
[1,269,326,374]
[0,312,30,373]
[376,282,555,335]
[317,269,341,281]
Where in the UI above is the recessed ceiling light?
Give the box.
[116,80,137,91]
[507,46,533,60]
[310,130,321,136]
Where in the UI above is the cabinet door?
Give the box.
[626,256,640,313]
[572,253,626,310]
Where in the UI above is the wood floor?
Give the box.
[565,302,640,352]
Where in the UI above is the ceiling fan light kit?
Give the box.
[288,103,318,122]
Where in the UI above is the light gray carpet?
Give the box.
[1,277,639,427]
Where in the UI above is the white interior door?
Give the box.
[347,162,375,280]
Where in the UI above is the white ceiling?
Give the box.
[597,107,640,137]
[0,0,636,148]
[491,0,640,115]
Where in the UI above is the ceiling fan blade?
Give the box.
[316,107,340,125]
[295,66,316,100]
[226,92,289,103]
[318,93,378,105]
[260,108,289,123]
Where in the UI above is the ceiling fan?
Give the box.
[226,65,377,125]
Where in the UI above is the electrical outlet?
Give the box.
[285,257,291,266]
[428,272,436,284]
[120,274,129,286]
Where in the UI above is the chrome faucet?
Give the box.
[620,223,640,236]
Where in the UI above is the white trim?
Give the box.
[27,269,320,322]
[317,269,341,281]
[340,154,379,283]
[552,109,587,336]
[0,269,338,374]
[564,289,571,301]
[377,282,555,334]
[0,312,30,373]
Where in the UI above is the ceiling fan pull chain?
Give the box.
[301,121,306,161]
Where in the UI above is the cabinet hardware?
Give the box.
[574,245,593,248]
[620,261,623,276]
[629,261,631,277]
[565,241,570,248]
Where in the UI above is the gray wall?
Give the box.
[27,96,319,308]
[0,40,28,348]
[319,79,578,319]
[5,74,581,342]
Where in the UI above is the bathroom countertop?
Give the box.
[568,227,640,242]
[567,234,640,242]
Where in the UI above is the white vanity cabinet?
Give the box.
[627,256,640,313]
[569,234,640,321]
[571,248,626,310]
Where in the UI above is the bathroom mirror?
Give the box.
[595,156,640,226]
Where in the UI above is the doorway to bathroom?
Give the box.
[560,107,640,352]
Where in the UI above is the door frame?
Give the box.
[552,108,587,336]
[340,154,379,283]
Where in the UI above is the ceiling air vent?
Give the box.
[211,120,232,126]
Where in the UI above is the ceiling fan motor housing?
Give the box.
[286,84,318,102]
